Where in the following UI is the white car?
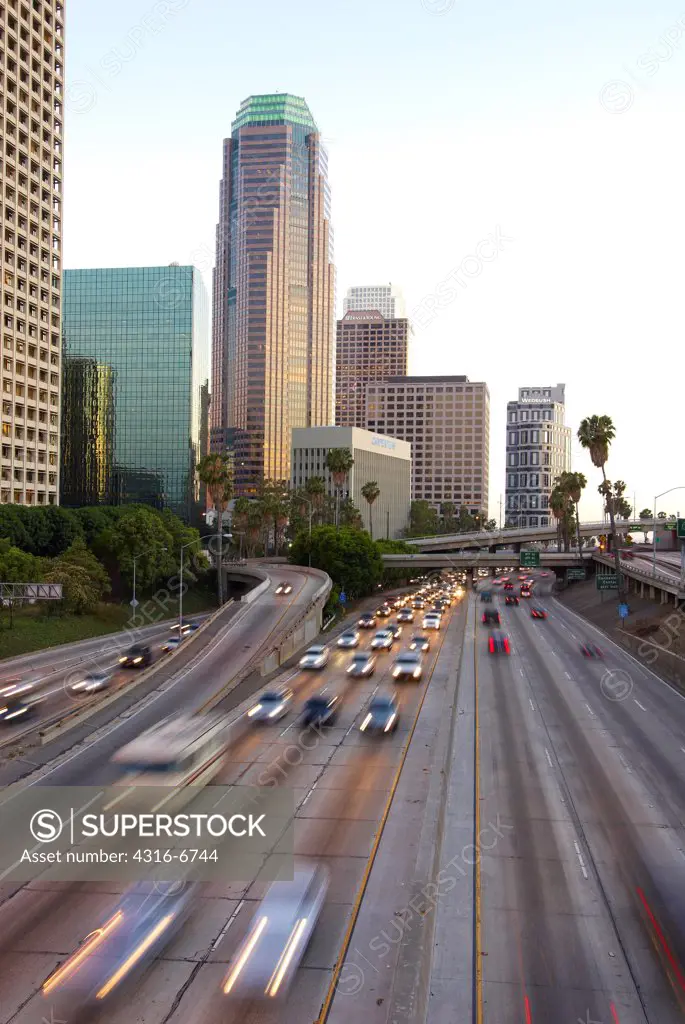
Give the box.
[68,671,112,695]
[370,629,394,651]
[247,688,294,722]
[299,645,330,670]
[337,630,360,649]
[275,582,293,595]
[161,635,184,654]
[422,614,441,631]
[392,652,423,681]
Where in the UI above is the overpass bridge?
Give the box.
[381,552,594,569]
[409,519,662,552]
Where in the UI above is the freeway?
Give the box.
[0,586,462,1023]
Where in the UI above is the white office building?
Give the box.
[505,384,571,528]
[342,284,406,319]
[291,426,411,538]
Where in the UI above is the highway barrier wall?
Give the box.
[614,630,685,697]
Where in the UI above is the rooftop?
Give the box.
[232,93,318,132]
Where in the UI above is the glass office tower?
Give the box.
[211,93,335,493]
[61,266,209,522]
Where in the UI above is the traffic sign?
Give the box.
[678,518,685,539]
[520,550,540,567]
[618,603,629,618]
[566,567,586,581]
[596,574,620,590]
[339,591,347,605]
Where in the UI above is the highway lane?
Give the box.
[476,576,685,1022]
[1,592,462,1024]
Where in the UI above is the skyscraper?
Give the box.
[211,93,335,493]
[0,1,64,507]
[335,310,409,428]
[343,284,405,319]
[61,266,209,522]
[366,375,490,516]
[505,383,571,528]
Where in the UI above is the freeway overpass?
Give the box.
[381,552,594,569]
[409,518,661,551]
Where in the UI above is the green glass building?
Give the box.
[61,266,209,522]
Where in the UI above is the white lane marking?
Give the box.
[519,669,524,677]
[573,840,589,879]
[584,703,596,718]
[529,698,536,712]
[634,700,647,712]
[210,899,245,952]
[617,752,633,774]
[681,748,685,754]
[564,672,572,680]
[301,781,317,808]
[544,747,554,767]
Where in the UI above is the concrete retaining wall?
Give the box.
[613,630,685,697]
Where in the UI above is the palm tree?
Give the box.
[305,476,326,525]
[361,481,380,539]
[196,453,233,606]
[577,414,625,600]
[550,485,567,552]
[556,470,586,560]
[325,448,354,528]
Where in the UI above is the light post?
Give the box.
[178,541,196,633]
[299,498,314,567]
[652,486,685,575]
[132,546,167,623]
[233,531,246,561]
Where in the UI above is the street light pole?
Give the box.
[652,486,685,575]
[179,541,194,632]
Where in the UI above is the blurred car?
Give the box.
[299,645,330,670]
[519,587,532,599]
[482,609,501,626]
[488,632,511,655]
[302,692,340,727]
[392,651,423,681]
[392,597,405,610]
[580,642,603,658]
[359,693,399,735]
[275,582,293,595]
[505,595,520,606]
[337,629,360,649]
[371,629,394,651]
[358,612,377,629]
[161,635,185,654]
[397,607,414,623]
[503,582,514,591]
[409,634,430,652]
[169,621,199,636]
[347,651,376,678]
[221,862,328,1001]
[247,687,294,723]
[412,599,426,609]
[0,677,34,698]
[480,591,493,603]
[531,607,547,619]
[422,613,441,630]
[69,671,112,695]
[376,604,392,618]
[0,696,38,724]
[540,572,550,577]
[42,879,199,1012]
[518,575,527,581]
[118,645,152,669]
[387,621,403,640]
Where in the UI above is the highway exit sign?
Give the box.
[596,574,620,590]
[678,518,685,539]
[520,550,540,567]
[566,567,586,581]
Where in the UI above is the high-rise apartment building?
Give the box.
[211,93,335,493]
[1,1,64,507]
[343,284,405,319]
[366,375,490,515]
[61,266,210,522]
[335,310,409,428]
[505,383,571,528]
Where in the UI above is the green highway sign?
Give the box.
[596,574,621,590]
[566,567,586,581]
[678,518,685,540]
[520,550,540,567]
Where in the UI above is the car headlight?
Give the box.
[118,657,126,663]
[268,705,283,718]
[413,668,421,677]
[133,657,143,664]
[393,668,401,677]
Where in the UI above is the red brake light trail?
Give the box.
[636,886,685,994]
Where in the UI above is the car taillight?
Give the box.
[504,639,510,653]
[489,638,494,652]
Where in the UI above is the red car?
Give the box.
[580,642,603,658]
[488,632,510,654]
[505,595,519,606]
[531,607,547,619]
[540,572,549,578]
[504,582,514,591]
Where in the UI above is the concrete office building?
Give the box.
[335,310,409,428]
[366,375,490,516]
[291,425,411,538]
[61,266,209,522]
[505,383,571,528]
[1,0,64,506]
[343,283,405,319]
[211,93,335,493]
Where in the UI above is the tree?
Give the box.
[639,508,652,519]
[54,540,111,600]
[361,481,380,539]
[325,448,354,528]
[557,471,586,560]
[305,476,326,524]
[578,414,625,600]
[339,497,363,530]
[289,525,382,598]
[376,538,417,586]
[43,562,102,615]
[0,538,43,583]
[657,511,668,519]
[406,500,440,537]
[440,501,457,534]
[197,452,233,605]
[93,506,174,597]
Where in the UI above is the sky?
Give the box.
[63,0,685,522]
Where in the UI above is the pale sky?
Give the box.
[63,0,685,522]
